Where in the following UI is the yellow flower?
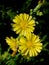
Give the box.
[11,13,35,38]
[5,37,18,52]
[18,34,43,58]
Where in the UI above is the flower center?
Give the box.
[20,21,27,29]
[27,41,32,48]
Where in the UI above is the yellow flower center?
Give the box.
[20,21,27,29]
[27,41,32,48]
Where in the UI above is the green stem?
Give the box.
[2,48,10,60]
[33,3,42,13]
[43,48,49,52]
[43,42,49,52]
[43,42,48,48]
[43,0,46,3]
[7,47,10,52]
[14,53,21,60]
[41,35,47,42]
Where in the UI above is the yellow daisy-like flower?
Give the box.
[5,37,18,52]
[18,34,43,57]
[11,13,35,38]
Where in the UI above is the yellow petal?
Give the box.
[13,16,20,24]
[21,47,27,53]
[19,46,24,50]
[26,14,29,20]
[37,47,42,50]
[28,16,32,21]
[32,34,37,41]
[6,37,12,44]
[23,13,27,20]
[16,28,21,34]
[25,29,31,40]
[34,43,42,46]
[34,38,40,43]
[28,20,35,25]
[20,37,26,44]
[35,48,41,53]
[32,49,35,56]
[19,14,23,20]
[24,49,29,56]
[29,49,33,57]
[5,37,18,51]
[13,27,20,31]
[33,48,38,56]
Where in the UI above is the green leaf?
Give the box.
[41,35,47,42]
